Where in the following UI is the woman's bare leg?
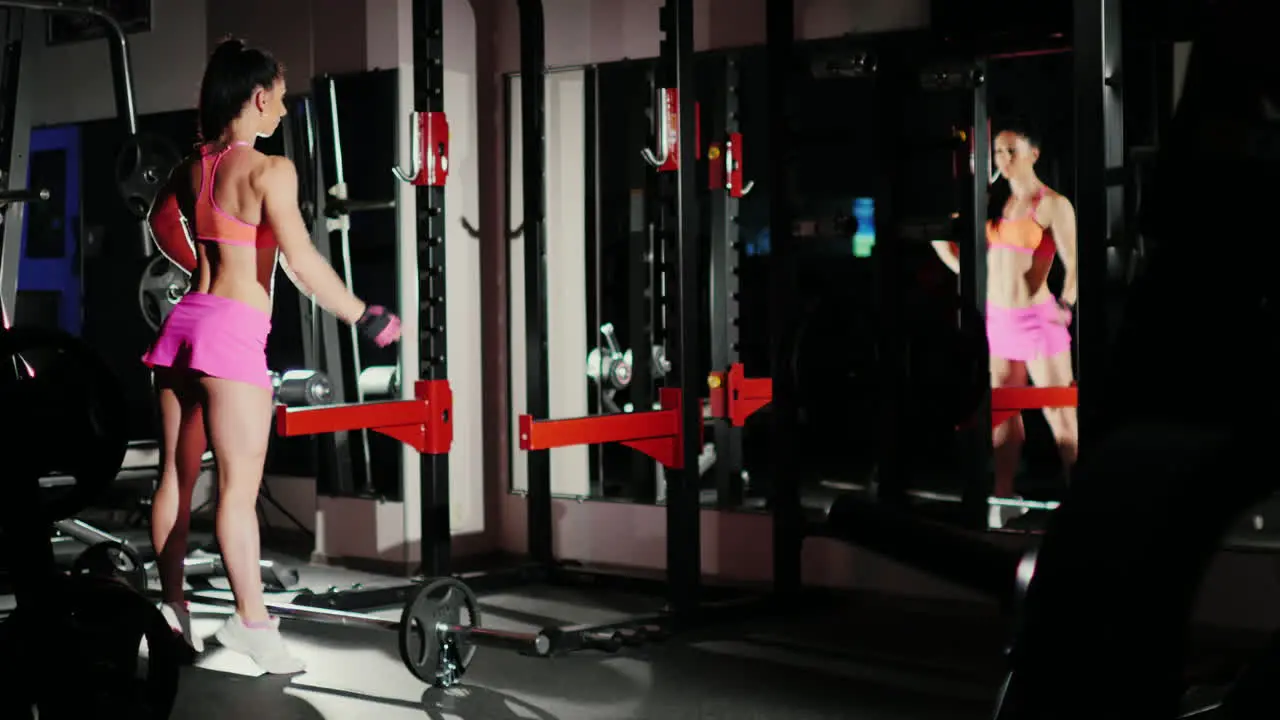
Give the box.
[151,367,207,605]
[1026,349,1079,477]
[991,356,1028,499]
[202,376,305,674]
[200,376,273,622]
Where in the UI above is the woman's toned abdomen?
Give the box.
[987,248,1053,308]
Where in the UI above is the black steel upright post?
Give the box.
[654,0,702,619]
[414,0,451,577]
[0,9,31,326]
[959,64,992,525]
[766,0,802,598]
[708,55,744,509]
[1073,0,1122,447]
[872,56,906,510]
[517,0,553,566]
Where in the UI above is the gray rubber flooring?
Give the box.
[162,562,1005,719]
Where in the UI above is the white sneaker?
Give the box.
[158,601,204,653]
[989,497,1030,529]
[214,614,306,675]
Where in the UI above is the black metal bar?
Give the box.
[308,83,358,497]
[584,65,603,496]
[960,62,992,526]
[0,0,138,135]
[413,0,451,577]
[871,55,905,509]
[1073,0,1121,448]
[657,0,702,620]
[449,625,552,655]
[0,11,28,321]
[708,54,744,509]
[766,0,802,599]
[517,0,553,566]
[630,65,658,503]
[327,198,397,216]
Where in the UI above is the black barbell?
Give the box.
[189,577,554,688]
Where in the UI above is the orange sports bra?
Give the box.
[986,186,1055,258]
[194,141,274,248]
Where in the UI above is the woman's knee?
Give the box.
[994,417,1025,446]
[1045,407,1080,440]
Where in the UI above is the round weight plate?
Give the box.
[73,541,149,595]
[138,255,190,331]
[398,577,480,687]
[55,575,181,718]
[115,133,182,219]
[0,326,130,525]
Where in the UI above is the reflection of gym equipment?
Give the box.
[522,362,772,481]
[584,322,633,413]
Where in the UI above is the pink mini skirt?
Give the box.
[142,292,273,389]
[986,299,1072,363]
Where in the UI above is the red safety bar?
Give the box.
[276,379,453,455]
[707,363,772,427]
[989,385,1078,429]
[518,388,698,469]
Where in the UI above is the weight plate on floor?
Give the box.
[399,577,480,687]
[73,540,149,595]
[11,575,179,718]
[0,326,129,525]
[138,255,190,332]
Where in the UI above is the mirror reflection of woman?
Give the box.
[933,121,1079,524]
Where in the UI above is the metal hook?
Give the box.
[392,113,422,183]
[724,141,754,196]
[641,144,668,167]
[642,88,672,167]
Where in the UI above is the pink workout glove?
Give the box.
[355,305,402,347]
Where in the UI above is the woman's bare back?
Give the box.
[182,144,279,314]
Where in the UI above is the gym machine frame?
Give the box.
[513,0,782,622]
[205,1,649,676]
[992,2,1126,715]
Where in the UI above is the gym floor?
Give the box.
[166,562,1007,720]
[2,531,1263,718]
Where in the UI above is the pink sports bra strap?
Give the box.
[203,142,250,198]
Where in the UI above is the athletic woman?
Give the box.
[933,122,1079,516]
[143,38,401,673]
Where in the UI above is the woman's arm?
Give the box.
[260,156,366,324]
[277,254,312,296]
[1048,195,1079,306]
[931,240,961,274]
[147,173,197,273]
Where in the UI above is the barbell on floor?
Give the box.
[184,577,591,688]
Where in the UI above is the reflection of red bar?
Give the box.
[276,379,453,455]
[708,363,772,427]
[518,388,692,468]
[990,386,1077,428]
